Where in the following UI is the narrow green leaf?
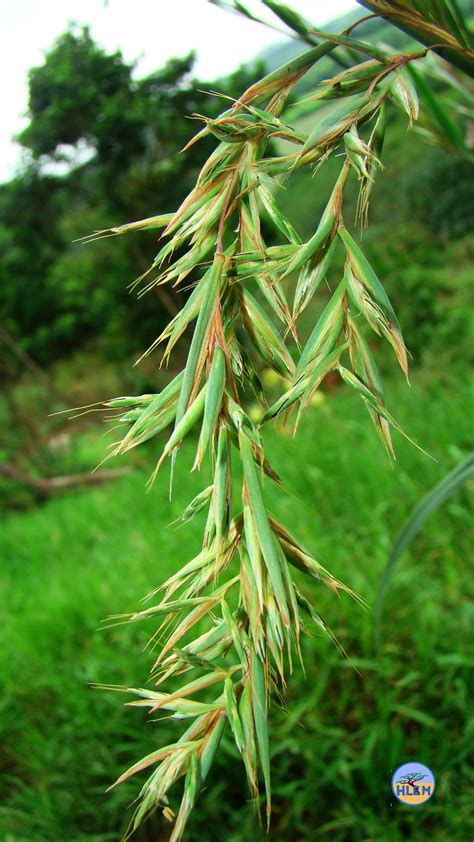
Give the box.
[170,714,226,842]
[242,504,265,611]
[109,740,200,789]
[80,213,174,243]
[390,69,419,124]
[375,454,474,644]
[261,0,311,38]
[179,485,214,523]
[214,424,231,551]
[239,431,290,626]
[239,681,259,798]
[293,237,337,318]
[299,342,348,413]
[118,371,183,443]
[339,227,397,324]
[281,211,335,279]
[257,179,301,244]
[310,28,389,62]
[155,579,239,666]
[237,41,336,107]
[129,595,213,622]
[408,63,471,158]
[299,93,371,155]
[158,280,207,363]
[295,280,345,379]
[339,227,407,376]
[251,651,271,824]
[260,379,306,424]
[151,385,207,480]
[241,289,295,377]
[338,367,430,458]
[224,677,246,754]
[195,346,226,468]
[175,253,225,431]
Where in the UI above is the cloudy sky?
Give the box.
[1,0,357,181]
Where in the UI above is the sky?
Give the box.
[0,0,357,181]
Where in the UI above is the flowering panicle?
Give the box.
[81,2,473,838]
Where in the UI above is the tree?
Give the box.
[398,772,426,790]
[18,26,133,160]
[81,2,472,838]
[1,26,263,362]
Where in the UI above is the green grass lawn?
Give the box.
[1,370,473,841]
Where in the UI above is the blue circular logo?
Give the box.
[392,762,435,806]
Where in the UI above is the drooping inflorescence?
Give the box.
[81,3,473,839]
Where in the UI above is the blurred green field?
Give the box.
[1,369,473,841]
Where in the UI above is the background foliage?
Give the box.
[0,25,262,363]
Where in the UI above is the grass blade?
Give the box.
[375,453,474,645]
